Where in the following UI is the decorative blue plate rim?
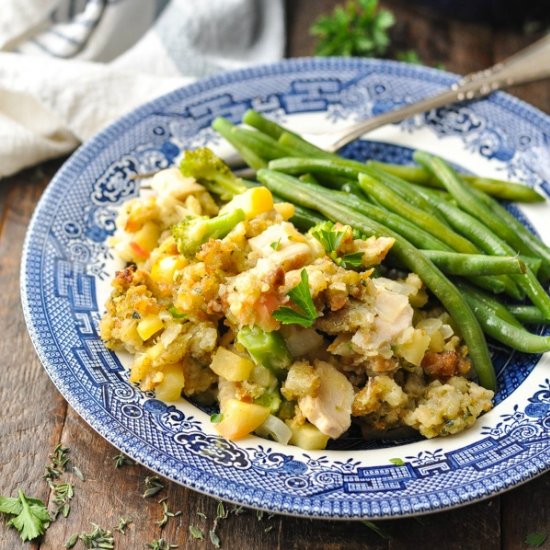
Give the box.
[21,57,550,519]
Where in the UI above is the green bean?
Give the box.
[228,126,296,161]
[415,152,550,317]
[289,204,326,231]
[242,109,289,140]
[277,131,336,159]
[358,173,480,254]
[458,283,550,353]
[467,185,550,279]
[415,151,542,258]
[298,181,451,251]
[507,305,550,325]
[212,117,267,169]
[367,160,545,203]
[422,251,526,276]
[257,169,496,390]
[362,164,440,216]
[294,178,507,295]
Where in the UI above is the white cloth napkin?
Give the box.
[0,0,285,178]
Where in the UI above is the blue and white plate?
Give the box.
[21,58,550,519]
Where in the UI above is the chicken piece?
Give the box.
[298,360,354,439]
[351,280,414,355]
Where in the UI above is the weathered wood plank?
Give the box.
[501,472,550,550]
[0,162,67,550]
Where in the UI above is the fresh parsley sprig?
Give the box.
[310,221,365,270]
[0,489,51,542]
[311,0,395,57]
[273,269,318,328]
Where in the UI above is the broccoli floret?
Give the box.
[237,326,292,379]
[179,147,247,201]
[171,208,245,256]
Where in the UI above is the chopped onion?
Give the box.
[255,414,292,444]
[160,322,182,348]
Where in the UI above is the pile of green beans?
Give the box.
[211,110,550,390]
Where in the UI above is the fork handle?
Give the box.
[327,34,550,152]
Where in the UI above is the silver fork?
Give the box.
[134,34,550,180]
[302,33,550,153]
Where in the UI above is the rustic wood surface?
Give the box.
[1,1,549,549]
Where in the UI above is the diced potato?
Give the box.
[150,255,185,285]
[395,328,431,366]
[289,422,330,450]
[220,187,273,219]
[131,221,161,259]
[215,399,270,440]
[209,347,254,382]
[137,315,164,341]
[155,363,185,401]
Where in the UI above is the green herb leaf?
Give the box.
[7,490,51,542]
[142,476,164,498]
[0,496,23,515]
[65,532,79,548]
[51,482,74,519]
[115,516,132,534]
[310,222,345,253]
[113,452,134,468]
[168,306,187,319]
[389,458,405,466]
[273,269,318,328]
[338,252,364,269]
[210,413,224,424]
[147,539,179,550]
[311,0,395,58]
[189,525,205,540]
[270,239,282,250]
[209,528,221,548]
[79,523,114,549]
[271,307,314,328]
[525,532,548,548]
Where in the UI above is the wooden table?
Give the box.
[2,1,549,548]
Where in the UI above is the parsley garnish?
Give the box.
[525,532,548,548]
[339,252,364,269]
[310,221,365,270]
[0,489,51,542]
[310,0,394,58]
[270,239,282,250]
[389,458,405,466]
[273,269,318,328]
[310,222,345,253]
